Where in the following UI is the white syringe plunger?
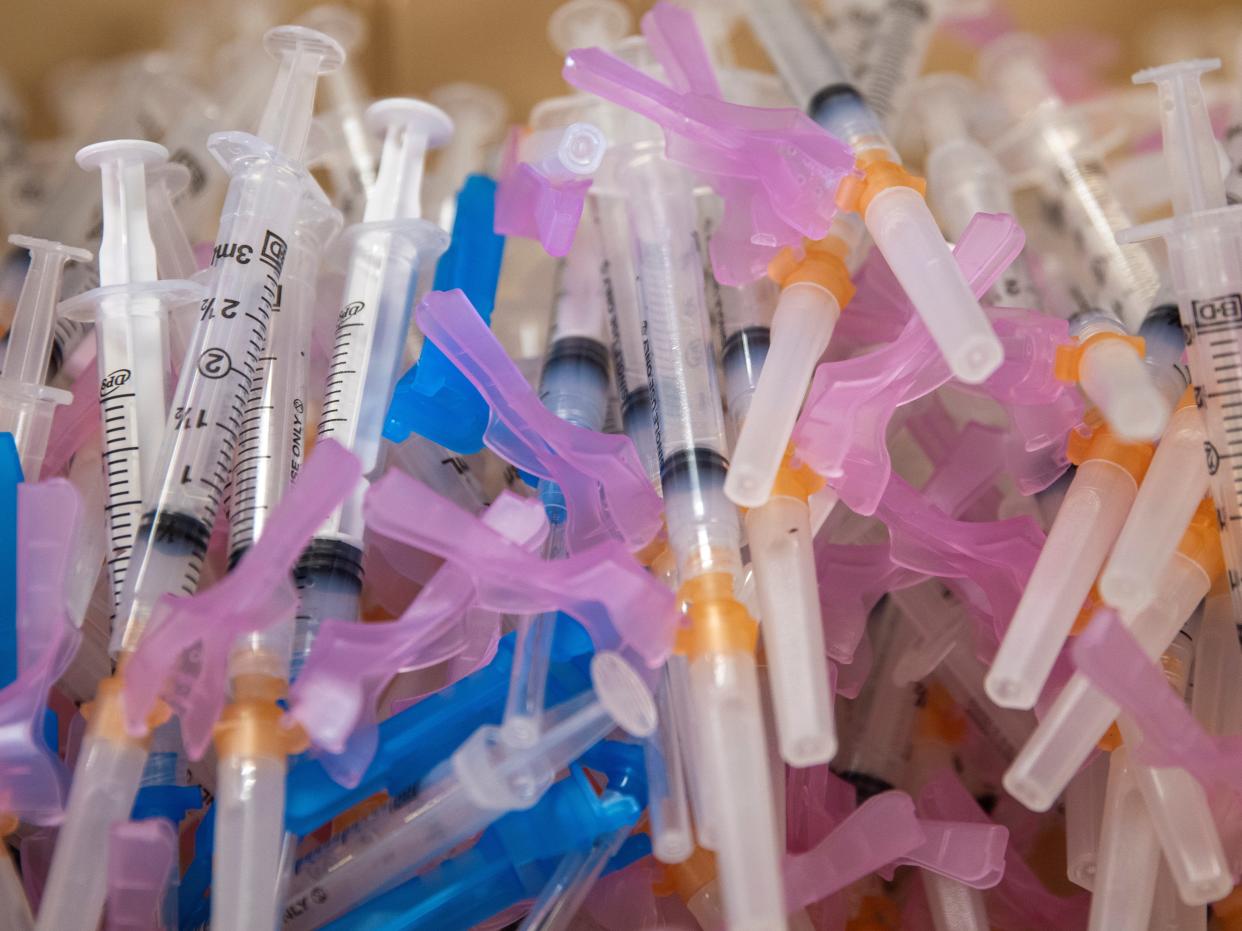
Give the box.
[547,0,633,56]
[362,98,454,223]
[75,139,166,286]
[256,25,346,163]
[1132,58,1225,215]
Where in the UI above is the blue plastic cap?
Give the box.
[284,634,595,836]
[131,784,202,825]
[0,433,23,690]
[385,174,506,454]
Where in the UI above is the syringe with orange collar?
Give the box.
[906,70,1170,444]
[701,202,844,767]
[985,404,1166,712]
[618,143,787,931]
[741,0,1004,391]
[1003,495,1224,814]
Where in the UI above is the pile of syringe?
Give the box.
[5,0,1242,928]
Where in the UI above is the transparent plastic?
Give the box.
[644,670,694,863]
[110,25,342,656]
[865,185,1002,384]
[738,0,851,110]
[1099,404,1208,612]
[1077,332,1170,441]
[0,845,31,931]
[725,282,841,507]
[1191,592,1242,735]
[65,140,204,614]
[518,822,630,931]
[0,236,84,479]
[690,652,788,931]
[33,736,148,931]
[746,496,836,766]
[921,872,990,931]
[1087,747,1162,931]
[987,458,1138,709]
[1064,751,1108,890]
[211,755,287,931]
[1002,553,1209,811]
[1118,712,1230,906]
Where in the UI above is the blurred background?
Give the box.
[5,0,1242,139]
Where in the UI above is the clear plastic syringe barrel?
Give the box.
[740,0,853,112]
[981,37,1163,333]
[621,149,786,931]
[316,220,444,539]
[228,198,338,676]
[699,197,776,436]
[588,190,660,486]
[834,599,918,798]
[111,140,308,656]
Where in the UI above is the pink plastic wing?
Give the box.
[363,470,680,668]
[0,480,82,824]
[122,441,361,758]
[106,819,176,931]
[918,768,1088,928]
[793,213,1039,514]
[876,476,1044,635]
[562,7,856,285]
[815,540,923,664]
[416,289,661,553]
[287,491,548,758]
[1071,610,1242,788]
[783,791,926,912]
[494,127,594,257]
[878,819,1008,888]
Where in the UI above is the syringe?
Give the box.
[33,27,342,931]
[503,216,613,743]
[619,146,787,930]
[0,236,89,479]
[211,190,340,931]
[426,83,509,232]
[699,199,839,766]
[296,98,451,675]
[61,141,203,617]
[1119,59,1242,615]
[741,0,1003,386]
[298,4,378,223]
[980,36,1166,333]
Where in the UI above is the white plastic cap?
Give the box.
[746,497,836,766]
[725,281,840,507]
[1099,404,1207,613]
[363,98,454,223]
[1078,337,1171,441]
[1133,59,1224,215]
[865,185,1003,383]
[986,459,1139,709]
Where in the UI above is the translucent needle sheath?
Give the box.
[0,236,88,480]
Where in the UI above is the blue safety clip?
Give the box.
[385,174,506,454]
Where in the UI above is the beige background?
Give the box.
[3,0,1239,138]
